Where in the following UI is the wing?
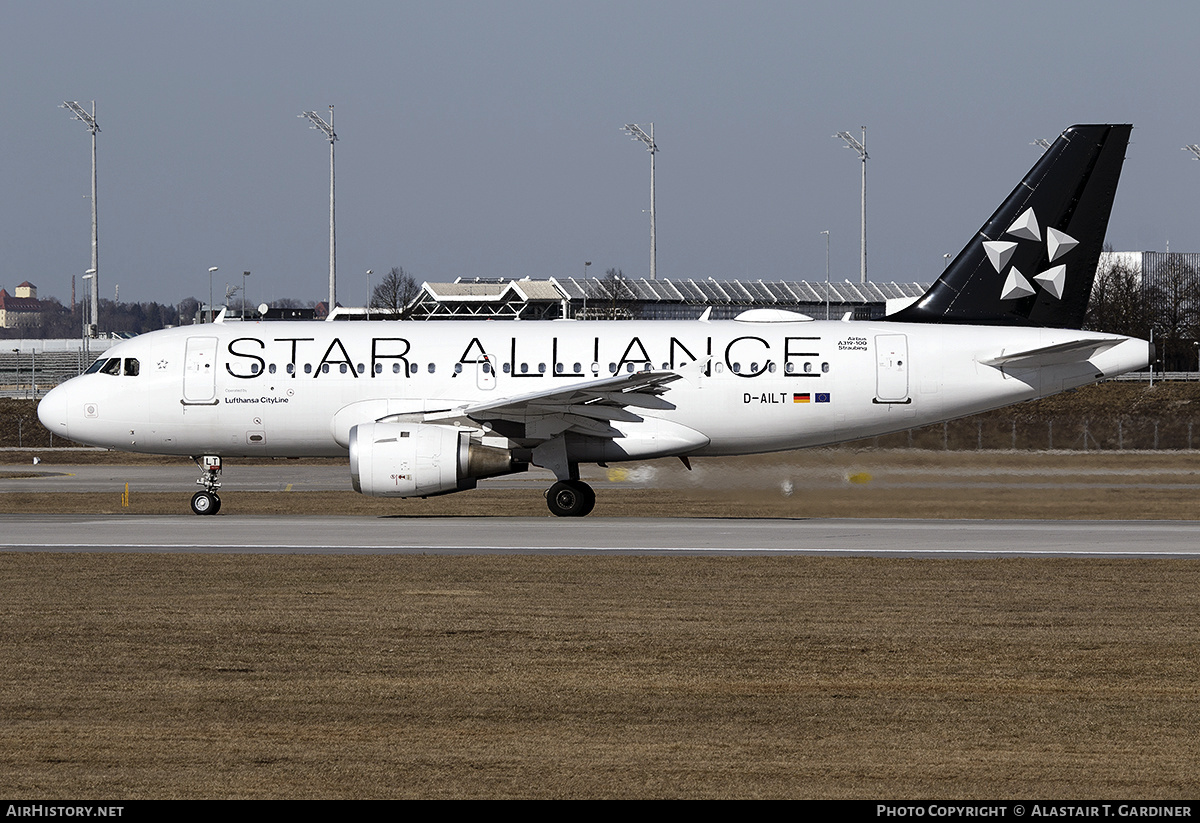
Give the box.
[424,369,684,441]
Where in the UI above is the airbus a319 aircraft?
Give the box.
[38,124,1148,516]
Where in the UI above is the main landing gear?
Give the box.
[546,479,595,517]
[191,455,222,515]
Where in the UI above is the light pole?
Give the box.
[366,270,373,320]
[301,106,337,309]
[63,102,100,336]
[622,124,658,279]
[63,100,100,338]
[835,127,868,284]
[242,271,250,319]
[820,230,830,320]
[81,270,95,359]
[208,266,218,322]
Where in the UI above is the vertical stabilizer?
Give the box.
[890,124,1131,328]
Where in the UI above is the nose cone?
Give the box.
[38,383,70,438]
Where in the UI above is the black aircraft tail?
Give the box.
[889,124,1131,329]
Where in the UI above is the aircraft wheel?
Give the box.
[576,481,596,516]
[547,480,593,517]
[191,491,219,516]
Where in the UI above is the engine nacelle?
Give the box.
[349,422,521,498]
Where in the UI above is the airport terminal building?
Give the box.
[397,277,931,322]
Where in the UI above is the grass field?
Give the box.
[3,553,1199,799]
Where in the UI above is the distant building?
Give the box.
[0,281,42,329]
[1098,250,1200,301]
[403,277,930,321]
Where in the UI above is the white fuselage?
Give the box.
[39,317,1149,462]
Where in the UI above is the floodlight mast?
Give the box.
[301,106,337,309]
[623,123,658,279]
[63,101,100,335]
[835,127,868,284]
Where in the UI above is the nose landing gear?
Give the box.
[191,455,223,515]
[190,490,221,515]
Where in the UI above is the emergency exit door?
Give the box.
[874,334,910,403]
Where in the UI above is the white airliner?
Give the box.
[38,124,1148,516]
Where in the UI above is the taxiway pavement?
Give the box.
[0,514,1196,557]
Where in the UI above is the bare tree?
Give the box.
[370,267,422,318]
[1148,255,1200,371]
[591,268,638,319]
[1086,251,1151,339]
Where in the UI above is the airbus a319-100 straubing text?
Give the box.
[38,124,1148,516]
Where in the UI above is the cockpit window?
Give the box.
[99,359,121,376]
[123,358,140,377]
[84,358,108,375]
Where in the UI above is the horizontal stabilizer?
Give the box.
[979,338,1122,368]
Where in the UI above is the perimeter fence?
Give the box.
[2,405,1198,451]
[0,350,94,399]
[855,415,1200,451]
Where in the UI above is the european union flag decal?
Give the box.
[815,393,831,403]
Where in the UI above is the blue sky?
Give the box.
[4,1,1199,307]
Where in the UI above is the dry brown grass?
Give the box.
[5,446,1200,520]
[3,484,1200,521]
[1,553,1198,799]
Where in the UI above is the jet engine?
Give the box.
[349,421,522,497]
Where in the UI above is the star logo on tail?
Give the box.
[982,208,1078,301]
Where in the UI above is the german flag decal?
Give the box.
[793,393,810,403]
